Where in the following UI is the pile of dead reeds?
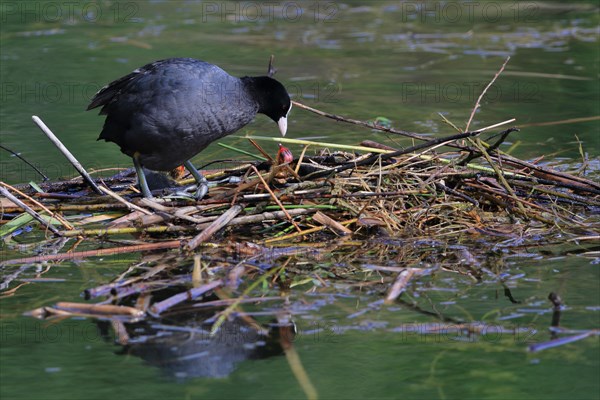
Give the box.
[2,99,598,267]
[3,58,600,394]
[2,56,598,266]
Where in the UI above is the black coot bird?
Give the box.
[87,57,292,198]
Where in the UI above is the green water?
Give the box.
[1,248,599,399]
[1,0,599,183]
[1,1,599,399]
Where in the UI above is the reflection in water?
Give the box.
[100,315,295,379]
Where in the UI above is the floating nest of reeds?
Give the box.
[3,107,598,257]
[2,59,599,378]
[5,104,599,302]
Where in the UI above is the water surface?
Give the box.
[1,1,599,399]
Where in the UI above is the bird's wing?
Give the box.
[86,59,171,112]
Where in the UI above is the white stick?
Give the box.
[31,115,102,194]
[472,118,517,133]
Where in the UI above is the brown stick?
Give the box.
[55,302,144,317]
[499,154,600,191]
[186,205,243,251]
[1,240,182,266]
[0,182,74,230]
[313,211,353,235]
[227,208,315,226]
[385,268,425,304]
[149,279,223,315]
[251,166,302,233]
[292,100,427,142]
[473,137,528,215]
[465,56,510,131]
[304,129,482,180]
[518,115,600,128]
[0,185,62,236]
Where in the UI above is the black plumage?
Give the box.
[88,57,291,198]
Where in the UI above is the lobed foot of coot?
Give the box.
[183,160,209,200]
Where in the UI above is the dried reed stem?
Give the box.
[0,185,62,236]
[98,185,153,215]
[465,56,511,131]
[0,181,73,230]
[186,205,243,251]
[2,240,182,266]
[251,166,302,233]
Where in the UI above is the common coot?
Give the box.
[87,57,292,198]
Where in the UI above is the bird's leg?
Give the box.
[133,152,153,198]
[184,159,209,199]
